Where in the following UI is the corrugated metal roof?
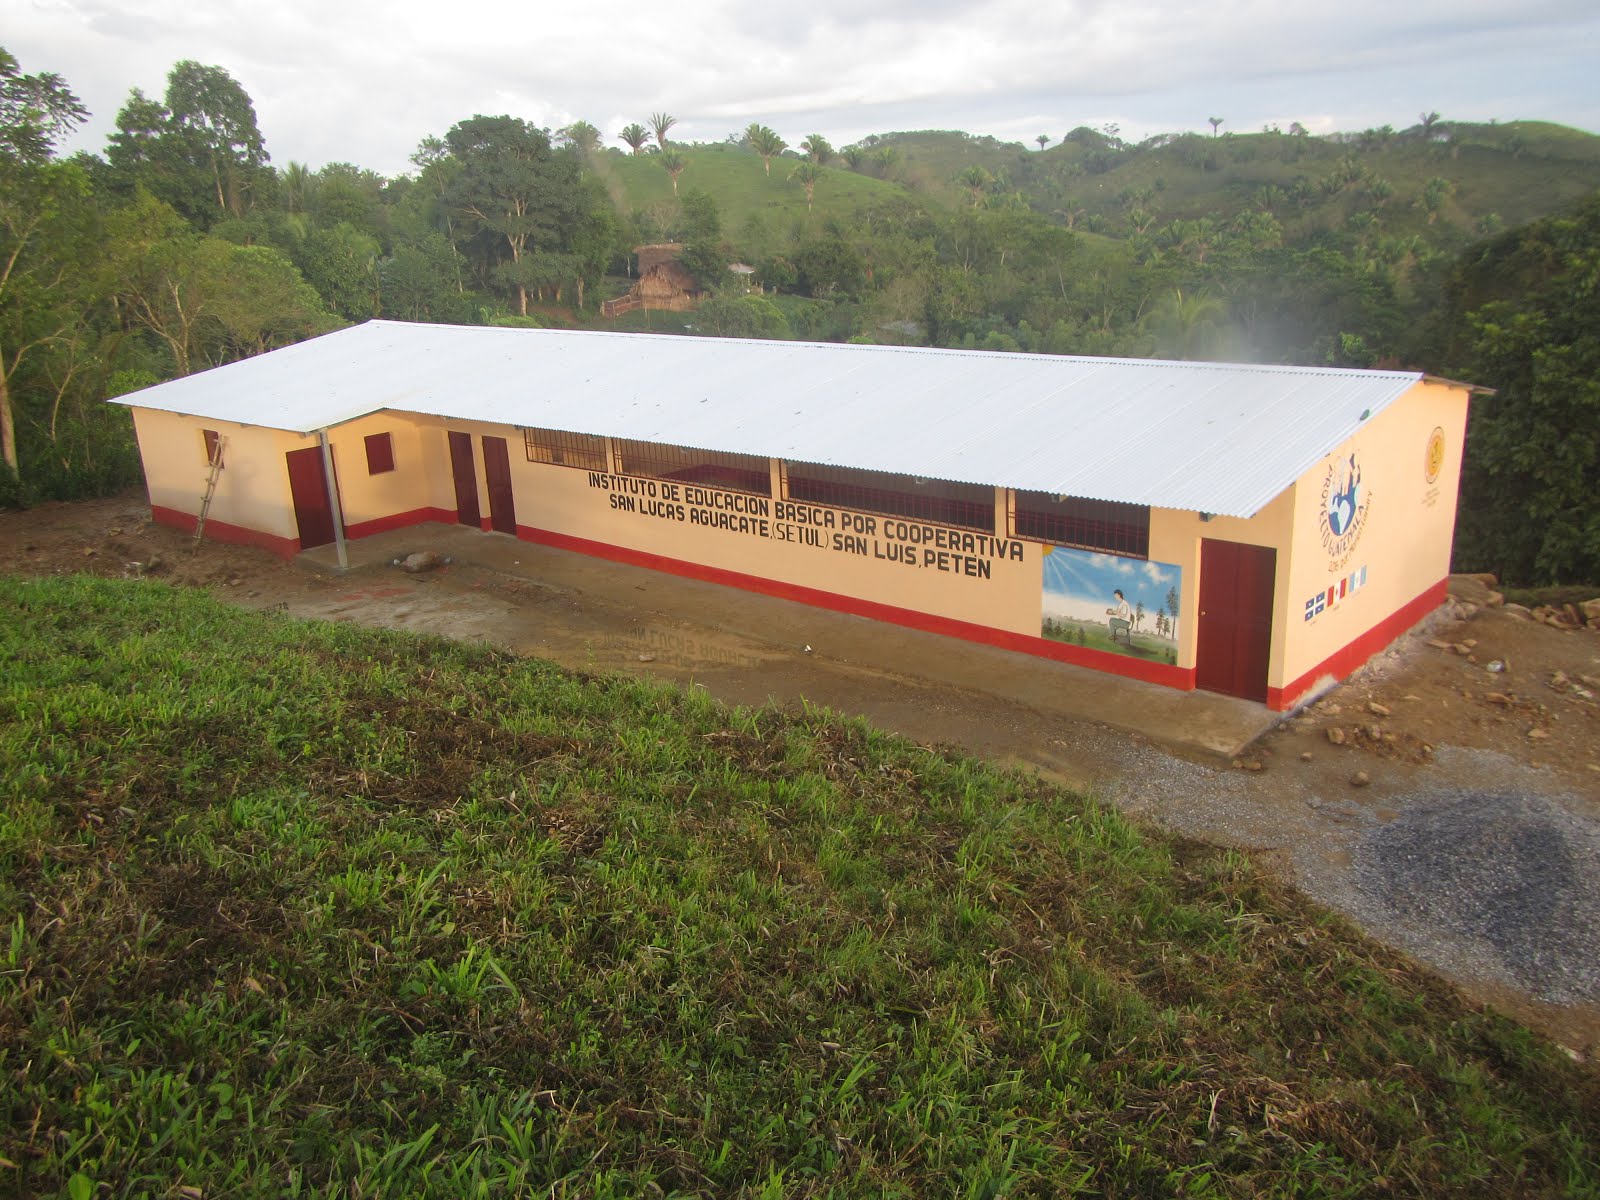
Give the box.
[113,320,1427,518]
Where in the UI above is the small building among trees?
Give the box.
[601,244,703,317]
[116,321,1477,711]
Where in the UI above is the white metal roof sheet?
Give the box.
[114,320,1426,518]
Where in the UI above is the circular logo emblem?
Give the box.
[1319,453,1368,568]
[1425,427,1446,484]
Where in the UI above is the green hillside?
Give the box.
[592,143,904,247]
[3,574,1598,1196]
[590,122,1600,271]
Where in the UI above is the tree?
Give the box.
[955,166,993,208]
[1449,197,1600,584]
[103,192,333,376]
[872,146,898,178]
[0,47,88,165]
[649,112,676,150]
[1419,176,1456,225]
[696,293,790,339]
[165,61,270,217]
[0,47,90,483]
[745,124,786,175]
[1036,134,1050,152]
[558,120,601,156]
[659,149,685,195]
[800,134,833,165]
[1208,116,1224,138]
[618,123,649,155]
[840,145,864,170]
[443,115,584,315]
[1418,111,1442,137]
[1146,288,1229,359]
[789,161,821,211]
[105,62,269,224]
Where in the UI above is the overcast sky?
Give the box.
[12,0,1600,178]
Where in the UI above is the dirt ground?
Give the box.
[3,494,1598,1055]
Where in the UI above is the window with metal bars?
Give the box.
[523,427,608,472]
[1011,491,1149,557]
[614,438,771,496]
[787,463,995,533]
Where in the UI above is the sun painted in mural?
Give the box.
[1040,546,1182,664]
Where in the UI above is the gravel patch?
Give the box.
[1345,789,1600,1007]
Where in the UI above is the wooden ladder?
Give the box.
[193,437,226,551]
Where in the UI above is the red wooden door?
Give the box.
[285,446,337,550]
[481,436,516,535]
[447,431,480,527]
[1196,539,1277,702]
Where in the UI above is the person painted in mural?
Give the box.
[1105,588,1133,643]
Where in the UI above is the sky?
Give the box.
[12,0,1600,178]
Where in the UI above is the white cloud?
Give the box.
[9,0,1598,176]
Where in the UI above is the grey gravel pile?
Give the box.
[1347,791,1600,1007]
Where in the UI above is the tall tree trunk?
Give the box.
[0,348,17,478]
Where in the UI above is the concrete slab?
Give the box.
[299,523,1280,761]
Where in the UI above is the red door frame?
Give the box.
[447,431,481,528]
[481,435,516,535]
[1196,539,1277,702]
[285,445,339,550]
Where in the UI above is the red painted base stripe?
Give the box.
[344,507,455,539]
[519,525,1196,690]
[1267,579,1448,711]
[151,505,301,559]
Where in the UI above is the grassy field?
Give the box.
[2,574,1596,1197]
[592,145,898,244]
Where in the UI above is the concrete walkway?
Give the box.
[300,523,1280,762]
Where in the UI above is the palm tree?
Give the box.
[954,166,993,208]
[745,124,786,175]
[800,134,833,165]
[659,149,686,195]
[1035,134,1050,152]
[789,161,821,210]
[618,123,649,155]
[1208,116,1224,137]
[649,111,677,150]
[840,144,864,170]
[872,146,898,178]
[1148,288,1228,359]
[279,161,314,214]
[559,120,601,156]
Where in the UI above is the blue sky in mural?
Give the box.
[1041,549,1181,625]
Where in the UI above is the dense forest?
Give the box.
[2,48,1596,583]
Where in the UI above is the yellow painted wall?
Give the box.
[1148,488,1298,675]
[320,412,454,529]
[130,408,307,541]
[130,377,1469,702]
[1277,380,1469,688]
[437,419,1048,634]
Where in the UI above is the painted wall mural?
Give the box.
[1041,546,1182,664]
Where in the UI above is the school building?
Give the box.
[116,320,1476,710]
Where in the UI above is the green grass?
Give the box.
[2,574,1596,1197]
[593,144,901,243]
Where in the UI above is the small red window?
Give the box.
[365,432,395,475]
[202,429,221,466]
